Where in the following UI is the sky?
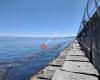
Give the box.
[0,0,87,37]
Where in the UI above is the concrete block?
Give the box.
[31,77,46,80]
[66,56,89,62]
[48,60,63,67]
[37,66,60,79]
[67,50,85,56]
[62,61,99,75]
[52,70,99,80]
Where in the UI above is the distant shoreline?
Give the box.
[0,36,75,38]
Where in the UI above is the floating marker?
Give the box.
[40,43,47,49]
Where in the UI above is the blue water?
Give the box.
[0,37,73,80]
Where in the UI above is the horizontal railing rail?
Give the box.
[78,40,91,51]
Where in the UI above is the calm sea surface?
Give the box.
[0,37,73,80]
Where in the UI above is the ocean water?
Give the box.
[0,37,73,80]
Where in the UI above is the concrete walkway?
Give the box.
[30,40,99,80]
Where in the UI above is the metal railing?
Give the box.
[76,0,100,73]
[77,0,100,36]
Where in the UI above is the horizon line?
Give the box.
[0,33,76,37]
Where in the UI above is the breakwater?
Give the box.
[30,40,99,80]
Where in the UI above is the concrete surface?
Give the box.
[30,40,99,80]
[52,70,98,80]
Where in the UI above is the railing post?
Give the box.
[94,0,100,16]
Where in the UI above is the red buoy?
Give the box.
[40,43,47,49]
